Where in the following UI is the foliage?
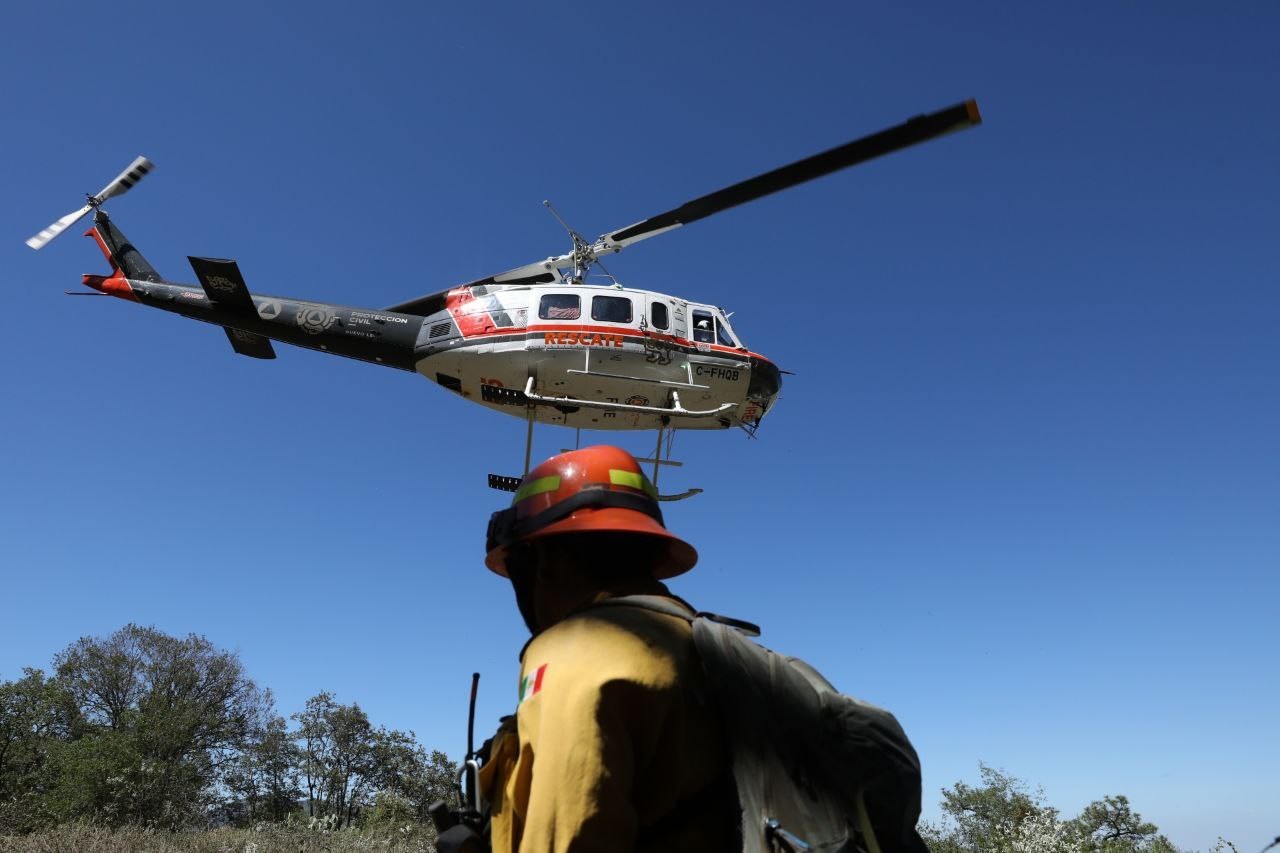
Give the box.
[47,623,270,829]
[1069,794,1177,852]
[221,713,304,824]
[16,625,1247,851]
[292,692,456,829]
[0,820,441,851]
[922,765,1205,853]
[293,691,380,827]
[921,763,1051,851]
[0,668,75,832]
[1006,809,1081,853]
[0,625,457,838]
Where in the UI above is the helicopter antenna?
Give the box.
[591,256,620,286]
[543,200,593,283]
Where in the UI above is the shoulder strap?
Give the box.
[594,594,762,637]
[592,593,693,621]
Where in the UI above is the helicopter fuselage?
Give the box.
[416,282,781,431]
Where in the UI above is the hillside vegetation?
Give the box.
[0,625,455,846]
[1,625,1249,852]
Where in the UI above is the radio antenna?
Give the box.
[543,200,592,283]
[463,673,480,812]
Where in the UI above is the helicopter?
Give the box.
[27,100,981,495]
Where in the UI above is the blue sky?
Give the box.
[2,2,1276,849]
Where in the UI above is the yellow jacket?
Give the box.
[479,593,738,853]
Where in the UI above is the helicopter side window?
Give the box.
[692,309,715,343]
[649,301,669,330]
[592,295,633,324]
[539,293,580,320]
[714,311,738,347]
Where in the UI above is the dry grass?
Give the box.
[0,823,439,853]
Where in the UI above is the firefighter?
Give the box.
[479,445,739,852]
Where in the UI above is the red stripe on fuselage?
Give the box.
[441,286,766,360]
[460,322,763,360]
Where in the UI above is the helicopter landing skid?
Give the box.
[521,377,734,419]
[488,409,704,502]
[655,487,702,502]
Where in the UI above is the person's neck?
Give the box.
[538,574,670,630]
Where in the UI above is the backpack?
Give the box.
[596,595,929,853]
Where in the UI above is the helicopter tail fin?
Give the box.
[86,210,162,282]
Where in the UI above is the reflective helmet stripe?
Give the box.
[514,474,561,505]
[609,468,658,499]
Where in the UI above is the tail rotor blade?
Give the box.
[26,203,93,250]
[25,155,153,250]
[93,155,154,204]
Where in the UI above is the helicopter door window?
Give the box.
[692,309,715,343]
[714,311,738,347]
[539,293,581,320]
[649,301,669,331]
[591,295,633,324]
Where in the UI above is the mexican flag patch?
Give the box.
[519,664,547,703]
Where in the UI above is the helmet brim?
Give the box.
[485,506,697,579]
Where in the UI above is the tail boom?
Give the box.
[77,212,426,369]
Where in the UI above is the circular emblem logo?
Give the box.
[257,299,283,320]
[296,306,336,335]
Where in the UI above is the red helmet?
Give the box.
[485,445,697,578]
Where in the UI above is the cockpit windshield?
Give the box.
[714,310,738,347]
[691,306,741,347]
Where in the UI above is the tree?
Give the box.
[1070,795,1177,852]
[50,624,269,828]
[292,692,457,829]
[3,625,462,835]
[1007,809,1083,853]
[221,713,303,824]
[411,748,459,823]
[923,765,1197,853]
[370,735,457,825]
[0,669,77,832]
[293,692,380,827]
[922,763,1051,852]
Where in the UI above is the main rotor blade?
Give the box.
[385,100,981,306]
[599,99,982,252]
